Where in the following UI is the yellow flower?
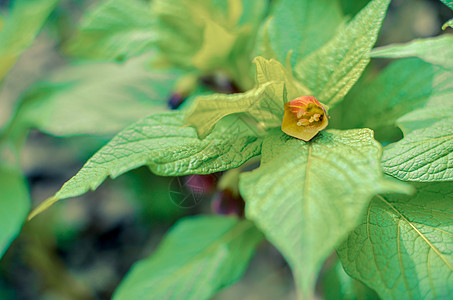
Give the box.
[281,96,328,141]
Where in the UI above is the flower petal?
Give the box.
[281,96,328,141]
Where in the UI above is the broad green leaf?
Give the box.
[368,36,453,109]
[371,35,453,69]
[338,58,438,130]
[7,54,180,137]
[294,0,390,108]
[239,128,410,298]
[0,0,59,80]
[397,103,453,133]
[338,182,453,299]
[424,69,453,108]
[186,56,310,139]
[65,0,154,61]
[441,0,453,10]
[257,0,344,65]
[113,216,263,300]
[0,166,30,258]
[29,112,262,218]
[382,105,453,182]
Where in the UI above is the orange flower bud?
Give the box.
[281,96,328,141]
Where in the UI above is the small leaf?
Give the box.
[382,105,453,182]
[338,58,439,130]
[256,0,344,65]
[254,56,310,99]
[371,35,453,69]
[0,0,59,80]
[239,128,410,298]
[7,54,180,137]
[0,166,30,258]
[186,56,311,139]
[186,81,284,139]
[29,112,262,218]
[294,0,390,108]
[191,19,236,72]
[338,182,453,299]
[65,0,155,61]
[442,19,453,30]
[113,216,263,300]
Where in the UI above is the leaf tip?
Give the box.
[27,195,60,221]
[442,19,453,30]
[379,176,415,196]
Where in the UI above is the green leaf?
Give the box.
[371,35,453,69]
[0,0,59,80]
[338,182,453,299]
[252,19,278,62]
[338,58,438,130]
[322,260,379,300]
[257,0,344,65]
[238,0,269,27]
[7,54,180,137]
[151,0,266,84]
[65,0,154,61]
[425,70,453,108]
[365,36,453,112]
[191,19,236,72]
[382,105,453,182]
[113,216,263,300]
[254,56,310,99]
[186,82,284,139]
[239,128,410,298]
[443,19,453,30]
[396,102,453,133]
[186,56,310,139]
[0,166,30,258]
[29,112,262,218]
[294,0,390,108]
[176,83,213,111]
